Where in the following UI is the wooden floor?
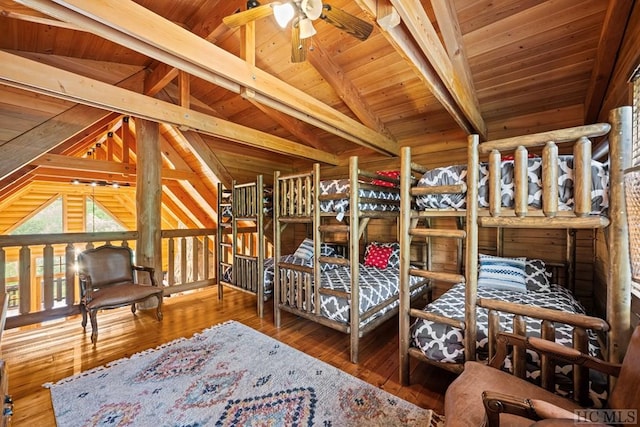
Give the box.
[1,286,456,426]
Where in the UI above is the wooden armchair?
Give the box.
[77,244,163,344]
[444,326,640,426]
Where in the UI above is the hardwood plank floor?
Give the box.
[1,286,456,426]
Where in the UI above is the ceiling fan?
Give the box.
[223,0,374,62]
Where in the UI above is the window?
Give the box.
[632,69,640,298]
[633,70,640,167]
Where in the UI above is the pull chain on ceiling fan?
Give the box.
[223,1,374,63]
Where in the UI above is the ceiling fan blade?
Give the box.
[223,4,274,28]
[321,4,373,41]
[291,21,308,63]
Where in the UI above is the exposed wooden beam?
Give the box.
[0,0,83,31]
[17,0,398,156]
[307,43,395,141]
[177,131,234,189]
[430,0,481,130]
[0,50,340,165]
[144,62,179,96]
[584,0,634,123]
[388,0,485,138]
[30,153,200,181]
[356,0,486,138]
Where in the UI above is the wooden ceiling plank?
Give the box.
[583,0,634,123]
[0,50,339,165]
[387,0,486,138]
[17,0,397,156]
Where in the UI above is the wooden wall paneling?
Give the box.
[599,2,640,120]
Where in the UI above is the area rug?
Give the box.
[47,321,438,426]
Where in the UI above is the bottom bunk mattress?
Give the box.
[410,283,606,406]
[281,264,428,328]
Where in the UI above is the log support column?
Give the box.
[136,119,163,306]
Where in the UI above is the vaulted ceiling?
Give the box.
[0,0,633,230]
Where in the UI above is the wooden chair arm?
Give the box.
[132,265,158,287]
[482,391,601,427]
[78,273,94,300]
[489,332,622,377]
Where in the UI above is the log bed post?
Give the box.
[273,170,282,327]
[465,134,480,361]
[607,106,632,367]
[257,174,265,318]
[349,156,360,363]
[399,146,412,384]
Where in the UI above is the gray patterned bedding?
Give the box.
[415,156,609,214]
[319,179,400,217]
[410,283,607,406]
[281,264,427,328]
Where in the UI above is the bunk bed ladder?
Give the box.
[399,147,470,383]
[217,182,233,300]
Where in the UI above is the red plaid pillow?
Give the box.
[364,244,393,269]
[372,170,400,187]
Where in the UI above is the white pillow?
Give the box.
[478,254,527,292]
[293,238,314,260]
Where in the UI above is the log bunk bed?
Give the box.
[399,106,632,407]
[273,156,430,363]
[216,176,273,317]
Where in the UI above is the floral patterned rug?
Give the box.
[47,321,436,426]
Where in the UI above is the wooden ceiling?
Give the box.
[0,0,635,230]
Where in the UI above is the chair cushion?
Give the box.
[85,283,162,310]
[444,361,583,427]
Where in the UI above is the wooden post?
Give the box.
[349,156,360,363]
[399,146,412,384]
[136,119,163,308]
[607,106,632,366]
[465,134,480,361]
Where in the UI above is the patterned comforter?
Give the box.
[319,180,400,217]
[411,283,607,406]
[415,156,609,214]
[281,264,427,328]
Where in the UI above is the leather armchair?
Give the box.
[444,326,640,426]
[77,244,163,344]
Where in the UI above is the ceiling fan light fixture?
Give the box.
[298,18,316,39]
[301,0,323,20]
[273,2,295,28]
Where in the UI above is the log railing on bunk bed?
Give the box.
[399,106,632,404]
[275,157,429,363]
[216,176,272,317]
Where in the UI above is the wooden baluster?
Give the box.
[574,137,592,217]
[191,236,199,282]
[542,141,558,218]
[65,243,76,306]
[573,327,589,405]
[514,146,528,217]
[203,235,210,280]
[540,320,556,391]
[43,244,54,310]
[513,315,526,378]
[181,237,187,285]
[19,245,31,315]
[488,310,500,361]
[0,248,5,295]
[167,237,175,287]
[489,150,501,217]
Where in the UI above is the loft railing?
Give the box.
[0,229,216,329]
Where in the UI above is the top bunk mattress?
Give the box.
[415,156,608,214]
[319,179,400,216]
